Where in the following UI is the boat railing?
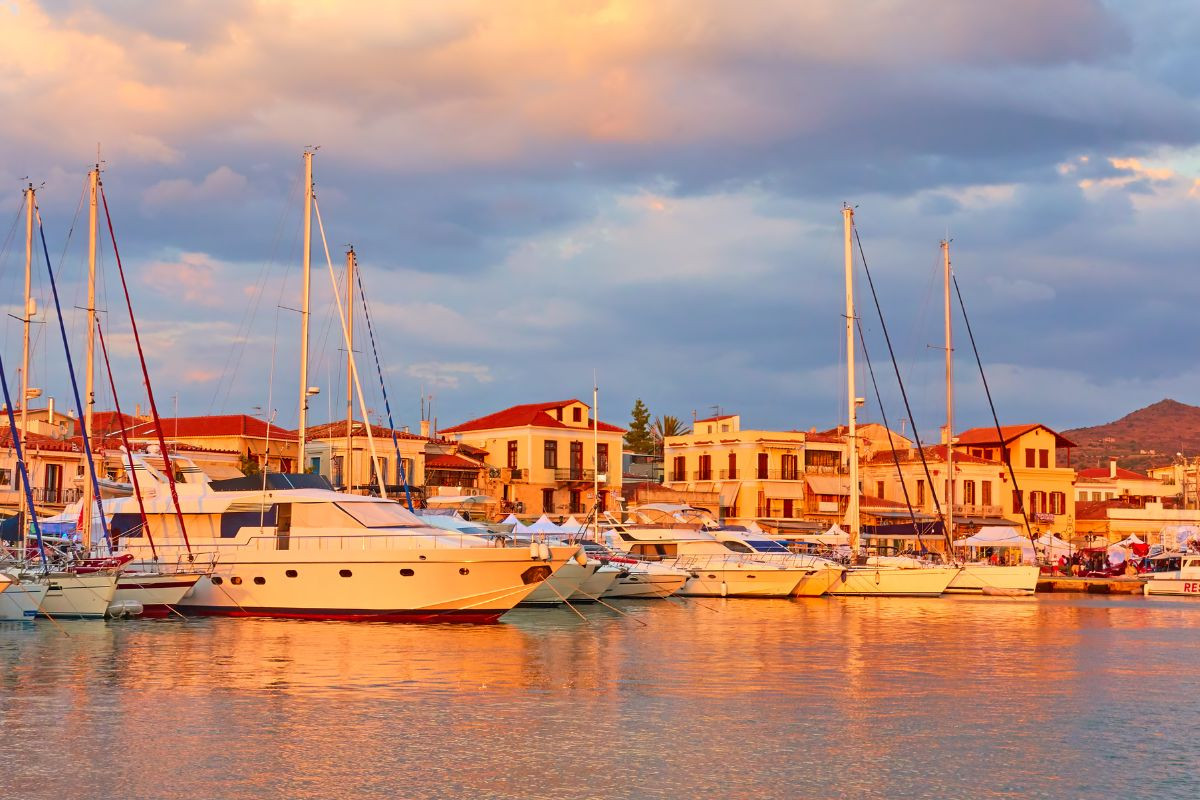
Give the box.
[240,531,517,553]
[670,553,799,571]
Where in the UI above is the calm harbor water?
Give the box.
[2,595,1198,800]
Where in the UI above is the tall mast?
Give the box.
[943,239,955,548]
[81,165,99,550]
[19,183,35,539]
[297,150,314,473]
[345,246,355,491]
[593,371,599,540]
[843,206,859,551]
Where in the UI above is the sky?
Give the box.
[1,0,1199,444]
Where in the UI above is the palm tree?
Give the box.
[651,414,691,457]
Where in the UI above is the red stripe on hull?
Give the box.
[117,580,200,590]
[181,606,506,623]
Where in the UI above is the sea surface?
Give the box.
[1,594,1197,800]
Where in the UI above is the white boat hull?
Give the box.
[112,572,205,617]
[38,573,119,619]
[1144,576,1200,596]
[569,565,621,602]
[792,567,843,597]
[827,565,959,597]
[602,566,688,599]
[0,579,49,621]
[522,561,592,606]
[675,564,804,597]
[946,564,1039,595]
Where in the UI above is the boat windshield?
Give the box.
[746,539,791,553]
[335,501,423,529]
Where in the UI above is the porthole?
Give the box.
[418,555,427,561]
[400,568,415,577]
[253,577,266,585]
[459,567,470,576]
[707,574,717,579]
[230,576,243,585]
[285,570,298,578]
[339,569,353,578]
[747,574,756,579]
[211,576,224,586]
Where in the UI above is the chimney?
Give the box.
[1109,457,1118,479]
[420,420,430,438]
[48,397,55,424]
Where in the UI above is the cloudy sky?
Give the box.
[1,0,1198,443]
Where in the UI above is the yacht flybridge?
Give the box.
[102,451,579,622]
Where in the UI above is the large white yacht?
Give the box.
[104,452,580,622]
[604,505,811,597]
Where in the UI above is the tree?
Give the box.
[651,414,691,457]
[238,453,261,477]
[625,398,654,454]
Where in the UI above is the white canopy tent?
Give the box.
[559,516,585,533]
[811,524,851,546]
[515,515,563,535]
[1035,534,1074,558]
[954,526,1035,563]
[499,513,522,527]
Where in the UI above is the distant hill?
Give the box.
[1062,399,1200,473]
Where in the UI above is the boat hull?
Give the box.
[946,564,1039,595]
[37,573,119,619]
[1144,577,1200,597]
[569,565,621,602]
[521,561,591,606]
[675,566,804,597]
[602,568,687,599]
[0,580,49,621]
[827,565,959,597]
[792,567,843,597]
[173,547,577,621]
[112,572,205,617]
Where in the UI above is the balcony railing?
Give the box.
[554,468,600,483]
[953,503,1003,517]
[753,470,805,481]
[691,470,714,481]
[31,486,81,505]
[424,473,479,488]
[718,469,740,479]
[505,467,526,481]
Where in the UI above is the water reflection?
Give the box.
[2,596,1199,799]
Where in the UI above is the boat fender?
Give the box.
[720,581,727,597]
[106,599,144,619]
[530,542,540,560]
[539,543,552,562]
[573,548,587,567]
[875,570,881,585]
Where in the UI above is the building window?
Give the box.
[963,480,976,505]
[1012,490,1023,513]
[782,499,794,518]
[507,440,518,469]
[542,488,555,513]
[672,456,686,482]
[757,453,768,479]
[1050,491,1065,515]
[569,490,583,514]
[555,408,563,421]
[1039,449,1049,469]
[698,455,712,481]
[369,457,389,486]
[331,455,344,487]
[727,453,737,479]
[572,407,582,423]
[982,481,992,507]
[597,443,609,474]
[917,479,925,506]
[544,441,558,469]
[781,454,799,480]
[399,458,413,485]
[0,468,11,487]
[876,481,884,499]
[1025,449,1035,468]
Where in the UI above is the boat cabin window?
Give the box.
[722,541,755,554]
[746,539,790,553]
[335,501,422,529]
[630,543,677,558]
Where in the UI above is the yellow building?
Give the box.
[304,420,432,493]
[1075,458,1169,504]
[952,424,1078,536]
[440,399,624,518]
[662,414,849,526]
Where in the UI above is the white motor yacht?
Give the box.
[580,543,688,599]
[710,531,843,597]
[103,453,581,622]
[605,505,809,598]
[1144,552,1200,597]
[568,562,622,602]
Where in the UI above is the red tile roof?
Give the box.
[424,454,484,471]
[1076,466,1160,482]
[122,414,298,442]
[441,401,625,434]
[864,444,998,466]
[956,424,1077,449]
[1,429,80,453]
[305,420,429,442]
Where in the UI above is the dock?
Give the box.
[1035,577,1146,595]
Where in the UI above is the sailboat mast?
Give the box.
[345,246,355,491]
[298,150,314,474]
[593,372,599,540]
[82,165,99,550]
[20,184,34,539]
[843,206,859,552]
[943,239,954,547]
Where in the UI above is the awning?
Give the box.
[204,463,247,479]
[716,481,740,507]
[806,475,850,496]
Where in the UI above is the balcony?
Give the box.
[718,469,740,479]
[554,468,602,483]
[953,504,1003,518]
[691,470,715,481]
[504,467,526,482]
[31,486,81,506]
[751,470,805,481]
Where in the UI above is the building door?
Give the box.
[782,498,794,518]
[570,441,583,480]
[44,463,62,504]
[542,488,555,513]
